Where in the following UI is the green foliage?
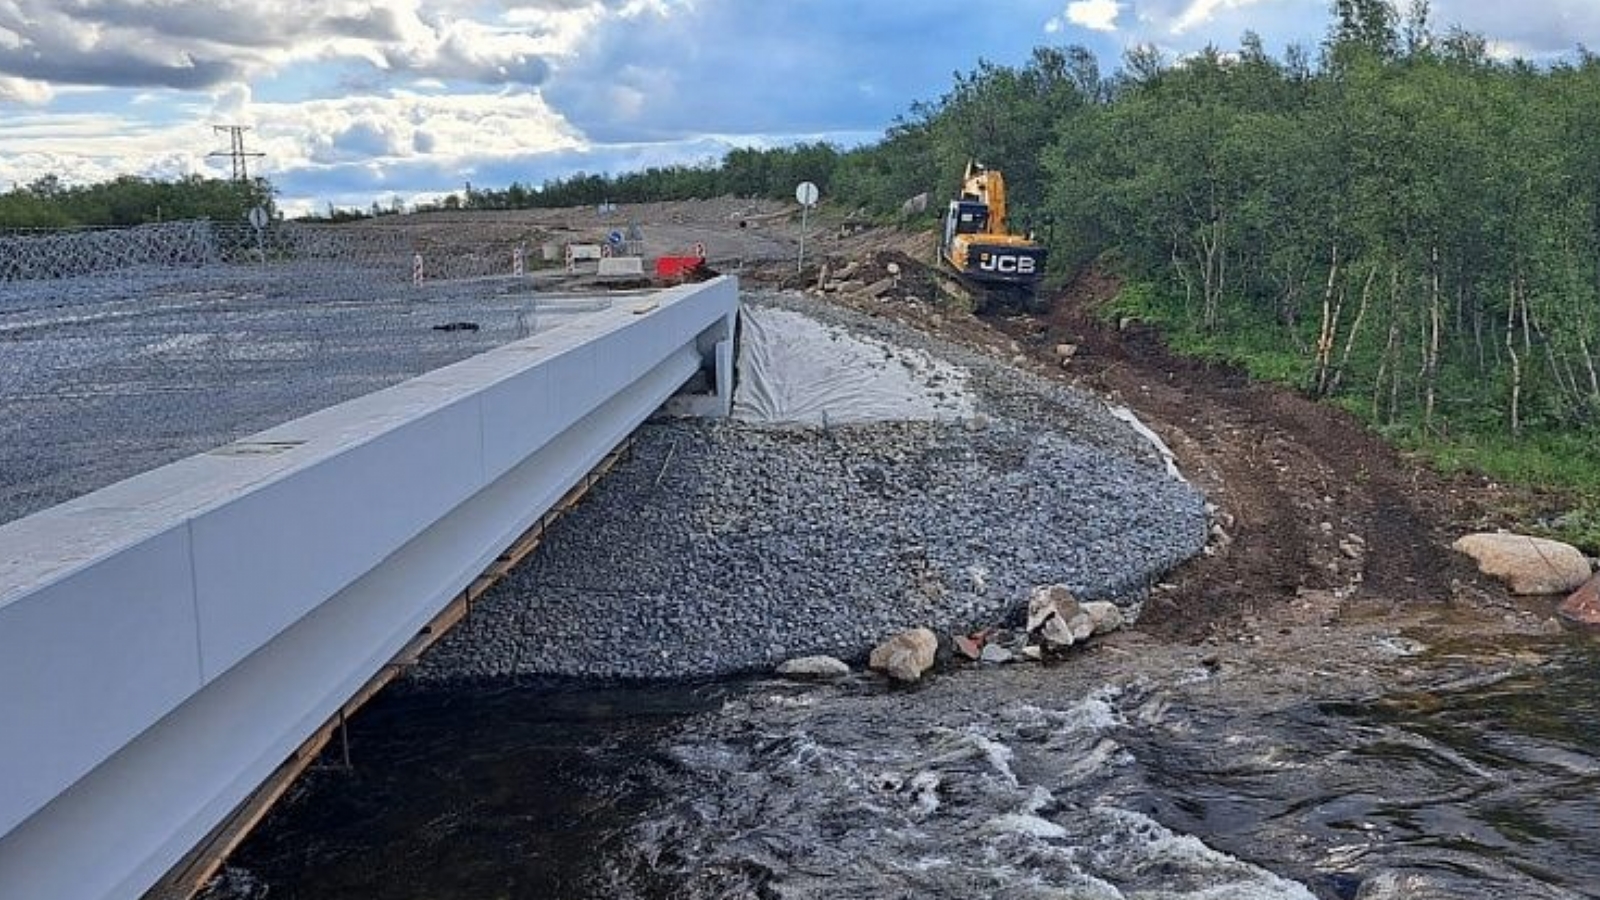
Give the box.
[0,175,274,229]
[460,142,844,211]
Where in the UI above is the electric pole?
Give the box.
[208,125,265,182]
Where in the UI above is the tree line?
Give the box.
[0,175,274,229]
[1040,2,1600,452]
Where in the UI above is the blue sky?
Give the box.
[1,1,1595,215]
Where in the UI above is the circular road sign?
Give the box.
[795,181,819,207]
[247,206,268,230]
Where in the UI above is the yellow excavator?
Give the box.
[940,162,1047,310]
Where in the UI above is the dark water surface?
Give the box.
[206,636,1600,900]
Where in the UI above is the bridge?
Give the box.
[0,277,738,900]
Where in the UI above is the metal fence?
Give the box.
[0,218,553,303]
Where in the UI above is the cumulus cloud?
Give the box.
[1431,0,1600,58]
[1048,0,1123,33]
[0,86,583,194]
[0,74,52,105]
[0,0,661,104]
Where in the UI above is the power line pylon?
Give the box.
[208,125,265,182]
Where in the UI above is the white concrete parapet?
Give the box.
[0,277,739,900]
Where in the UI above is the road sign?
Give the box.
[608,230,624,246]
[795,182,820,273]
[247,206,268,230]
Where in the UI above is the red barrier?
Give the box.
[655,256,702,279]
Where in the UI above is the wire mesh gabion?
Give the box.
[0,219,544,297]
[0,217,609,525]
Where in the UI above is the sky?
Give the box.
[1,0,1596,216]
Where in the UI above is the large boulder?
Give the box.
[1452,533,1592,595]
[869,628,939,682]
[1559,573,1600,627]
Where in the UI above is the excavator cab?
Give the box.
[947,200,990,236]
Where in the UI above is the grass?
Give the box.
[1104,281,1313,385]
[1416,430,1600,554]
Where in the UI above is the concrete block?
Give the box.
[598,256,645,278]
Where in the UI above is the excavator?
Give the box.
[939,161,1048,311]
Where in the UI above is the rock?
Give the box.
[1021,645,1044,661]
[1054,343,1078,359]
[980,643,1014,664]
[776,655,851,680]
[1026,584,1082,632]
[1028,584,1090,650]
[952,633,983,661]
[863,276,898,298]
[1081,600,1125,636]
[869,628,938,682]
[1559,573,1600,627]
[1452,533,1592,595]
[1068,613,1095,642]
[1038,615,1076,649]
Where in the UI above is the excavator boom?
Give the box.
[959,162,1009,236]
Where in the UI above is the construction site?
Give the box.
[2,199,1597,900]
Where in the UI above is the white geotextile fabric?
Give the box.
[732,306,976,425]
[1108,404,1187,482]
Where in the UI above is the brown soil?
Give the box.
[1018,268,1505,641]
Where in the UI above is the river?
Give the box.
[202,619,1599,900]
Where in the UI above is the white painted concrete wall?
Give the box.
[0,277,738,900]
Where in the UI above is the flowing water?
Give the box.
[205,630,1600,900]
